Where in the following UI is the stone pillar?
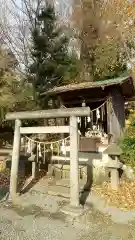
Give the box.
[107,158,122,190]
[110,168,119,190]
[10,119,21,200]
[70,116,79,207]
[32,162,36,179]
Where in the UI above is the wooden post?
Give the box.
[70,116,79,207]
[107,88,125,143]
[10,119,21,199]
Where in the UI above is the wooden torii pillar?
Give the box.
[6,107,90,208]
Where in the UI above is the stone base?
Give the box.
[7,193,21,205]
[60,204,88,217]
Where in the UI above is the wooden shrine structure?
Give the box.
[42,76,135,146]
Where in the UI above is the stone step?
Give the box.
[47,179,86,199]
[48,185,70,198]
[55,179,86,189]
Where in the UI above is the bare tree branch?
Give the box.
[0,0,45,74]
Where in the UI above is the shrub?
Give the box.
[121,116,135,171]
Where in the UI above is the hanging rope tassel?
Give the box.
[43,144,46,164]
[61,140,66,155]
[57,142,60,156]
[64,139,67,160]
[77,117,80,123]
[101,105,104,122]
[96,108,100,119]
[50,143,53,152]
[21,137,24,149]
[84,117,86,128]
[50,143,54,167]
[77,117,81,129]
[30,140,33,156]
[87,116,91,123]
[91,112,93,126]
[27,140,31,154]
[38,143,42,158]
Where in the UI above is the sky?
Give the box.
[0,0,74,69]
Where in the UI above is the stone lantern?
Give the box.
[103,143,123,190]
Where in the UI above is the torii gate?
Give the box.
[6,107,90,209]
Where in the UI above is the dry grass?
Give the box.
[0,168,10,188]
[0,161,6,172]
[93,180,135,211]
[0,169,27,190]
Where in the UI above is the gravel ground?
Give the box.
[0,178,135,240]
[0,199,134,239]
[0,204,87,240]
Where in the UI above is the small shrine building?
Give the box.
[41,76,135,151]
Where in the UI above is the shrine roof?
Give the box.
[41,76,135,100]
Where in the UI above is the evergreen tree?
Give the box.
[29,5,78,103]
